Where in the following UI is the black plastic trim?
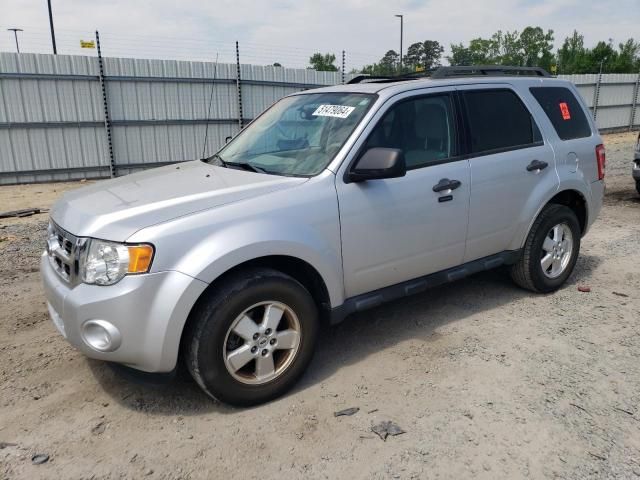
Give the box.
[329,250,522,324]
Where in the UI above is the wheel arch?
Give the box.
[518,187,589,250]
[178,254,333,363]
[546,189,587,234]
[204,254,332,312]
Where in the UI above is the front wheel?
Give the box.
[510,204,581,293]
[184,268,318,406]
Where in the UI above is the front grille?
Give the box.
[46,221,85,285]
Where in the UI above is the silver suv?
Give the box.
[42,66,605,406]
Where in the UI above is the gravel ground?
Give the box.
[1,132,639,480]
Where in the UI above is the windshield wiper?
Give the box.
[204,153,227,167]
[224,161,270,174]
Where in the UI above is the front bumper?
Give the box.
[41,253,207,372]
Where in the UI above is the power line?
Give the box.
[0,25,380,70]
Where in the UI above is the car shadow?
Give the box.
[603,185,640,205]
[88,253,603,416]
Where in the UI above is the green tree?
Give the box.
[557,31,639,73]
[308,53,338,72]
[519,27,554,69]
[450,37,499,65]
[557,30,589,73]
[405,42,424,70]
[448,43,473,66]
[449,26,555,70]
[378,50,400,75]
[360,63,380,75]
[492,30,523,65]
[588,40,617,72]
[405,40,444,71]
[423,40,444,69]
[613,39,640,72]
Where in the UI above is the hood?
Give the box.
[50,161,307,241]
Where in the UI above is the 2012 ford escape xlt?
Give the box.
[42,66,605,406]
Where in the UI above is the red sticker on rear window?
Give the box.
[559,102,571,120]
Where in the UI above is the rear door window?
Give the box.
[529,86,592,140]
[462,89,542,155]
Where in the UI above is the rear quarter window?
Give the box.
[529,86,592,140]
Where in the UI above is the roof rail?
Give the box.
[348,73,430,84]
[347,66,551,85]
[430,65,551,78]
[347,75,393,84]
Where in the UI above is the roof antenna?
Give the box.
[201,53,219,160]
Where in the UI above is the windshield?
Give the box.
[211,93,375,176]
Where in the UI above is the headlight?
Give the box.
[82,239,154,286]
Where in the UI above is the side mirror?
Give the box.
[347,148,406,183]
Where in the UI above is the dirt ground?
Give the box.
[1,132,639,480]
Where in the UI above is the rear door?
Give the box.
[458,85,558,262]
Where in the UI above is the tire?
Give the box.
[636,180,640,196]
[184,268,318,406]
[510,204,581,293]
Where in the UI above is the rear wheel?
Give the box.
[184,268,318,406]
[636,180,640,196]
[510,204,581,293]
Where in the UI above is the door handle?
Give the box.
[526,160,548,172]
[432,178,462,193]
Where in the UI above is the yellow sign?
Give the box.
[415,65,425,72]
[80,40,95,49]
[550,64,558,75]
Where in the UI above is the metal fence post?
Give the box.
[235,41,244,130]
[592,71,602,122]
[341,50,346,84]
[629,72,640,130]
[95,30,116,178]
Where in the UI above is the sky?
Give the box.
[1,0,639,69]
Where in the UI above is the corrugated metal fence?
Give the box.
[0,52,351,184]
[565,73,640,132]
[1,52,639,185]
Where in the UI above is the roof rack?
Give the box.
[347,74,428,85]
[346,65,551,85]
[347,75,393,84]
[430,65,551,78]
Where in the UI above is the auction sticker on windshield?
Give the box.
[312,104,355,119]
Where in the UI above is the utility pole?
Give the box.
[7,28,22,53]
[395,14,403,71]
[47,0,57,54]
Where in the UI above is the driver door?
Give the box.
[336,89,471,298]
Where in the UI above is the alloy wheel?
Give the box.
[540,223,574,279]
[223,301,302,385]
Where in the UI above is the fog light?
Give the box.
[81,320,122,352]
